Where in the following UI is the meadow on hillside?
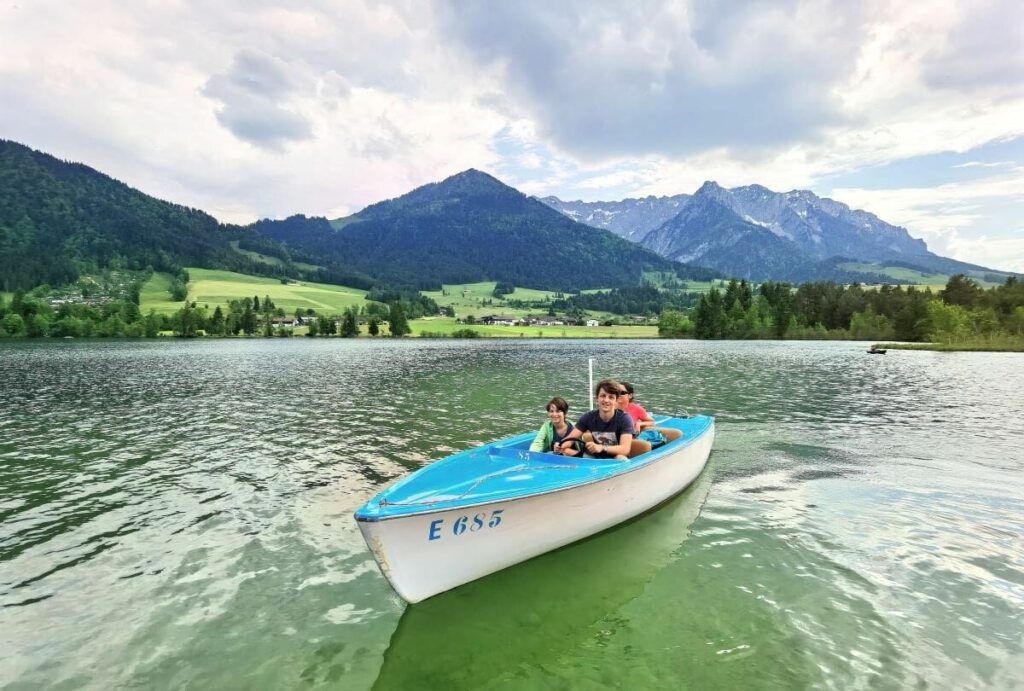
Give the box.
[141,269,369,316]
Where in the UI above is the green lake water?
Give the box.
[1,339,1022,689]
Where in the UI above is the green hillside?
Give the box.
[422,282,565,318]
[141,268,371,316]
[0,139,374,293]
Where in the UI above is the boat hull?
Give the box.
[357,420,714,603]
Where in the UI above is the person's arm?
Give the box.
[605,433,633,458]
[553,426,583,454]
[633,404,655,431]
[586,433,633,458]
[529,422,551,452]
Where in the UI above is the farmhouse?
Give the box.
[481,315,518,326]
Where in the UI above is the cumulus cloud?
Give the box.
[919,0,1024,93]
[203,49,316,150]
[435,0,866,159]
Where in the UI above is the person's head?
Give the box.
[546,396,569,423]
[622,381,635,402]
[594,379,624,411]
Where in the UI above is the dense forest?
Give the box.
[660,275,1024,345]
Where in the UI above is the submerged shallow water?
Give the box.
[1,339,1022,688]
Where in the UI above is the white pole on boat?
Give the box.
[588,358,594,410]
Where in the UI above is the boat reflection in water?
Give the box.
[372,469,712,690]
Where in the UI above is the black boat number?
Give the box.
[428,510,504,541]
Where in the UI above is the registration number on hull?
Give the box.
[428,510,504,541]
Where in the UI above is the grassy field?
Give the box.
[840,262,949,285]
[423,282,567,319]
[423,279,729,320]
[677,279,732,293]
[230,240,285,268]
[411,317,658,338]
[328,215,361,230]
[229,241,320,272]
[140,268,371,316]
[876,337,1024,352]
[838,262,1010,289]
[138,272,183,315]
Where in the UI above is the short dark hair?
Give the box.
[546,396,569,413]
[622,382,635,395]
[594,379,623,397]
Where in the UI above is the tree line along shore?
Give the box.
[1,271,1022,351]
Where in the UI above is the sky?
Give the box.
[1,0,1022,271]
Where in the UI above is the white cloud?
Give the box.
[953,161,1013,169]
[0,0,1021,270]
[944,234,1024,274]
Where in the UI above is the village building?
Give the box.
[481,315,518,326]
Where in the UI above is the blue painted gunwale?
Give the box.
[354,415,713,522]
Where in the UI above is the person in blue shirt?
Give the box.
[554,379,634,460]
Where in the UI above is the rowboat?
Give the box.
[373,468,713,687]
[354,414,715,603]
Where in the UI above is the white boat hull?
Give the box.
[357,421,714,603]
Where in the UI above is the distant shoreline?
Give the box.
[875,339,1024,353]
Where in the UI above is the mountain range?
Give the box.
[252,170,715,292]
[1,138,1015,296]
[541,182,1006,283]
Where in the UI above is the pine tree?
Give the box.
[341,310,359,337]
[738,280,753,311]
[368,318,379,336]
[388,301,410,337]
[210,306,225,335]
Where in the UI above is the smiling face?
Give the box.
[596,387,619,414]
[547,404,566,426]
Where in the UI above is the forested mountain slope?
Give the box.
[254,169,717,292]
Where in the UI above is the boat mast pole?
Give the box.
[588,358,594,410]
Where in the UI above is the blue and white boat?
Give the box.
[355,414,715,603]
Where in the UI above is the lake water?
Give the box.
[1,339,1022,689]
